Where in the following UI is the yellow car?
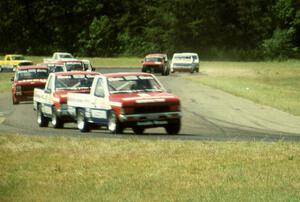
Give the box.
[0,54,33,72]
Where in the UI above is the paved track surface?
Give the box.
[1,68,300,141]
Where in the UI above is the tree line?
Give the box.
[0,0,299,60]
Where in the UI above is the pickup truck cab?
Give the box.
[43,52,74,63]
[0,54,33,72]
[33,71,100,128]
[67,72,181,134]
[44,52,93,71]
[11,65,49,104]
[170,52,199,73]
[142,53,170,75]
[45,59,93,72]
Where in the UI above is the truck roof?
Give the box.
[5,54,24,57]
[52,71,100,76]
[103,72,153,78]
[17,65,48,70]
[145,53,166,58]
[173,52,198,56]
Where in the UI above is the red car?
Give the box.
[142,53,170,76]
[11,65,49,104]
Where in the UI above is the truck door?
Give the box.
[90,78,110,123]
[42,75,54,116]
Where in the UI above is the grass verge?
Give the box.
[0,133,300,201]
[0,73,13,93]
[191,60,300,116]
[13,56,142,67]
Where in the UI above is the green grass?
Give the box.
[0,72,13,93]
[191,60,300,116]
[0,133,299,201]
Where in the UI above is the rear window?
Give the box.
[16,69,49,80]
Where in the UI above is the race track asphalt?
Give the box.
[1,68,300,142]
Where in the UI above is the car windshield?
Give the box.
[12,55,25,60]
[16,69,49,80]
[55,74,96,90]
[108,75,163,94]
[65,62,83,71]
[145,57,162,62]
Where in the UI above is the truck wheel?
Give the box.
[12,95,19,105]
[51,107,64,128]
[132,127,145,134]
[37,105,48,127]
[165,68,170,76]
[108,111,123,134]
[165,119,181,135]
[77,109,90,132]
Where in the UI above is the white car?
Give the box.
[170,53,199,73]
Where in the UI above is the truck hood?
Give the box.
[109,91,180,107]
[17,60,33,64]
[143,61,163,65]
[54,89,90,103]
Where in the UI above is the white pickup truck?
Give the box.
[33,71,100,128]
[67,72,182,134]
[43,52,93,71]
[43,52,75,63]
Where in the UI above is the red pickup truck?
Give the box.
[33,71,100,128]
[142,53,170,76]
[11,65,49,104]
[67,72,181,134]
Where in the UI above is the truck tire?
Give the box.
[132,127,145,134]
[51,107,64,128]
[37,105,48,127]
[12,94,19,105]
[77,109,90,132]
[165,119,181,135]
[108,111,123,134]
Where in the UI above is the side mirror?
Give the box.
[92,67,96,71]
[44,89,51,94]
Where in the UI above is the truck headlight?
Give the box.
[16,85,22,95]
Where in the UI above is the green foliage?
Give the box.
[261,28,298,59]
[0,0,299,60]
[78,16,118,56]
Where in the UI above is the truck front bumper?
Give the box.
[119,112,181,126]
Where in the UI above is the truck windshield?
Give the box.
[108,75,163,94]
[65,62,83,71]
[16,69,49,80]
[12,55,25,60]
[55,74,95,90]
[145,57,162,62]
[59,53,73,59]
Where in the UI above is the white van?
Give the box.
[170,53,199,73]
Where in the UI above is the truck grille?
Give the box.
[134,105,169,114]
[144,65,163,73]
[21,84,45,92]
